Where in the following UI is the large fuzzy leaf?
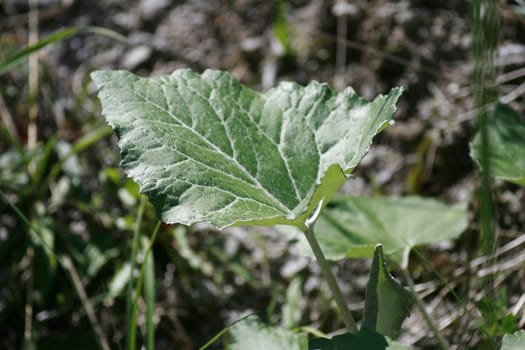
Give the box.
[293,196,467,268]
[92,69,402,229]
[471,103,525,186]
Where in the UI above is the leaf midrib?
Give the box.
[134,111,285,213]
[199,81,303,202]
[179,79,304,206]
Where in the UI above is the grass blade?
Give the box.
[0,26,127,77]
[0,28,78,76]
[126,196,146,350]
[143,235,156,350]
[32,135,59,189]
[130,221,161,350]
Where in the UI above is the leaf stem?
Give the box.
[400,268,449,350]
[303,223,357,333]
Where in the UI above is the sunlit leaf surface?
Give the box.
[92,69,402,229]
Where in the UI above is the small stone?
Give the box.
[139,0,171,20]
[123,45,152,70]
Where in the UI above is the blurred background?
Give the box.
[1,0,524,349]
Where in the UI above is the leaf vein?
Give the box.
[129,86,289,211]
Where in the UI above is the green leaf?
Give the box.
[303,195,468,268]
[309,328,408,350]
[471,103,525,186]
[227,316,307,350]
[92,69,402,229]
[362,245,411,339]
[501,330,525,350]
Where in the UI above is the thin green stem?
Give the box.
[130,222,161,350]
[126,196,146,350]
[303,224,357,333]
[144,231,158,350]
[400,268,449,350]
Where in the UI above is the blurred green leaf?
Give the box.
[102,167,122,185]
[118,187,138,207]
[273,0,291,53]
[47,126,113,184]
[107,263,131,299]
[308,328,408,350]
[171,226,213,274]
[281,276,303,329]
[362,245,411,339]
[29,214,57,284]
[49,177,71,211]
[471,103,525,186]
[227,316,307,350]
[477,288,518,338]
[302,195,468,268]
[501,330,525,350]
[55,141,82,179]
[511,5,525,16]
[84,239,118,278]
[33,135,59,189]
[0,149,30,190]
[32,221,57,304]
